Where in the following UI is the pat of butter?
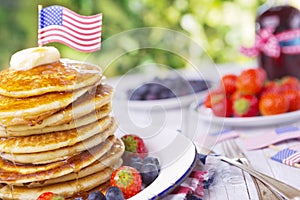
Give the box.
[10,46,60,71]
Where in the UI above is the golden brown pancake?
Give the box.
[0,103,112,137]
[0,86,90,126]
[0,167,113,200]
[23,151,123,187]
[2,83,113,128]
[0,120,117,164]
[0,136,124,184]
[0,59,102,98]
[0,116,113,154]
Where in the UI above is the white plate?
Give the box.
[192,100,300,127]
[116,128,197,200]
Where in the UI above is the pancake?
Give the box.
[0,136,124,184]
[0,116,113,154]
[0,86,90,127]
[0,167,113,200]
[0,59,102,98]
[3,83,113,128]
[0,120,117,164]
[23,149,123,187]
[0,103,112,137]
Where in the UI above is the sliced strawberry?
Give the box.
[232,94,259,117]
[110,166,142,199]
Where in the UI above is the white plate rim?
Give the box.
[192,100,300,127]
[123,130,198,200]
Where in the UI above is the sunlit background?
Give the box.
[1,0,300,77]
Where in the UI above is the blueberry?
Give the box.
[87,191,106,200]
[74,198,84,200]
[130,161,143,171]
[143,156,160,172]
[186,193,202,200]
[105,186,125,200]
[140,163,159,186]
[129,156,143,164]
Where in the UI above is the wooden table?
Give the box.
[107,64,300,200]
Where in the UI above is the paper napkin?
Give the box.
[242,126,300,150]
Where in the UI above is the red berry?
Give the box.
[236,68,266,95]
[110,166,142,199]
[259,81,282,98]
[121,134,148,158]
[232,94,259,117]
[221,74,237,95]
[204,88,225,108]
[211,96,232,117]
[283,90,300,112]
[259,93,289,116]
[280,76,300,92]
[37,192,64,200]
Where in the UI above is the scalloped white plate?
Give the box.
[116,128,197,200]
[192,100,300,127]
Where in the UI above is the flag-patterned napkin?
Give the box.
[271,143,300,167]
[242,126,300,150]
[163,170,209,200]
[164,156,217,200]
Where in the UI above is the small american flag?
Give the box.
[38,5,102,52]
[271,147,300,167]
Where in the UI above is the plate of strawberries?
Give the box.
[194,67,300,127]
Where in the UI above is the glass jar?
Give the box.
[255,0,300,80]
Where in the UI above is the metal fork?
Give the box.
[222,139,283,200]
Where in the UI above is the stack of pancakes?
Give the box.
[0,59,124,199]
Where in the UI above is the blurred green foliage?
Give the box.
[0,0,289,76]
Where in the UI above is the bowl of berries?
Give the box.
[116,128,197,200]
[191,67,300,127]
[112,73,213,111]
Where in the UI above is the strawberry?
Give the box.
[236,68,266,95]
[283,90,300,112]
[280,76,300,92]
[232,94,259,117]
[259,92,289,116]
[221,74,237,95]
[37,192,64,200]
[110,166,142,198]
[259,81,282,98]
[121,134,148,158]
[204,88,224,108]
[211,95,232,117]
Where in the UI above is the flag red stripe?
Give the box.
[39,32,100,46]
[39,37,100,52]
[39,26,101,40]
[63,7,103,20]
[63,18,102,30]
[63,11,102,25]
